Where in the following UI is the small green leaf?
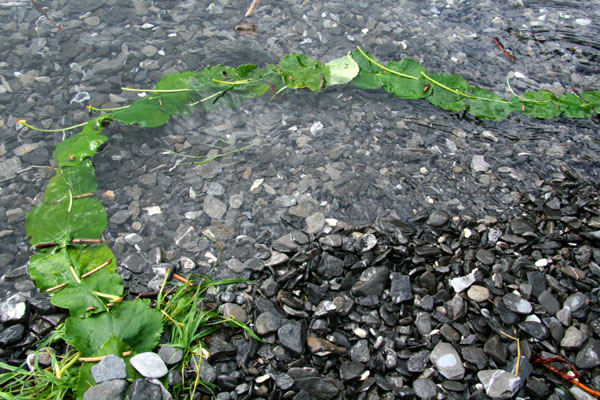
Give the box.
[514,90,561,118]
[64,299,162,357]
[380,59,429,99]
[468,88,514,120]
[427,73,470,111]
[279,53,330,91]
[44,160,97,204]
[326,53,360,86]
[53,118,108,168]
[558,93,592,118]
[25,198,107,247]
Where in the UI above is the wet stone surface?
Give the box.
[0,0,599,399]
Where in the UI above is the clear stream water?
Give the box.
[0,0,599,291]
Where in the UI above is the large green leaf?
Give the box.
[558,93,592,118]
[513,90,561,119]
[428,73,470,111]
[468,88,514,120]
[110,96,171,127]
[326,53,360,86]
[582,89,600,113]
[380,59,429,99]
[279,53,330,91]
[350,49,382,89]
[28,244,116,291]
[53,118,108,168]
[26,197,106,247]
[28,245,121,317]
[44,160,97,204]
[64,300,162,357]
[153,71,199,115]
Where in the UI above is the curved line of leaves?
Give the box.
[20,46,599,397]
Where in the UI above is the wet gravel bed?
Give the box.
[3,172,600,399]
[1,0,600,398]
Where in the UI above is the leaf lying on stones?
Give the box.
[65,299,162,357]
[28,245,121,317]
[427,73,470,111]
[514,90,562,119]
[53,118,108,168]
[468,88,514,121]
[25,197,106,247]
[326,53,360,86]
[380,59,429,99]
[279,53,330,91]
[350,48,383,89]
[44,159,97,204]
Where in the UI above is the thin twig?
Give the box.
[493,37,516,61]
[46,282,66,293]
[533,355,600,398]
[71,238,104,245]
[245,0,260,17]
[173,273,194,287]
[79,352,131,362]
[80,258,112,279]
[500,330,521,376]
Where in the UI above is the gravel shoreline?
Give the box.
[1,1,599,399]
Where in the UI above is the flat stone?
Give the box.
[306,336,346,356]
[575,339,600,369]
[561,326,586,350]
[192,357,216,383]
[407,349,430,373]
[305,212,325,234]
[476,249,495,265]
[317,253,345,279]
[471,154,490,172]
[255,312,282,336]
[502,293,532,314]
[109,209,130,224]
[0,324,25,346]
[0,294,28,323]
[429,342,465,380]
[130,352,168,379]
[278,322,304,354]
[204,196,227,219]
[264,251,289,267]
[413,378,437,399]
[158,346,183,365]
[564,293,588,312]
[538,290,560,315]
[339,361,365,382]
[294,376,339,400]
[91,354,127,383]
[124,379,162,400]
[467,285,489,302]
[83,379,128,400]
[351,266,389,297]
[450,269,477,293]
[0,158,21,182]
[209,335,237,361]
[478,369,520,399]
[426,210,449,227]
[350,339,370,363]
[390,273,412,303]
[221,303,247,323]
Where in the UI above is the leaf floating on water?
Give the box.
[326,53,360,86]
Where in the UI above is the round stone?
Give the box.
[467,285,490,302]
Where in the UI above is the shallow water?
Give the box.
[0,0,599,288]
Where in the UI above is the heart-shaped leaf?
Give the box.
[65,299,162,357]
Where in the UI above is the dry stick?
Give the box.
[493,37,516,62]
[173,273,194,287]
[80,258,112,279]
[71,238,104,245]
[46,282,67,293]
[245,0,260,17]
[35,242,57,249]
[500,331,521,376]
[79,352,131,363]
[533,355,600,398]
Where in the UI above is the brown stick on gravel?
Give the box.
[533,355,600,398]
[245,0,260,17]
